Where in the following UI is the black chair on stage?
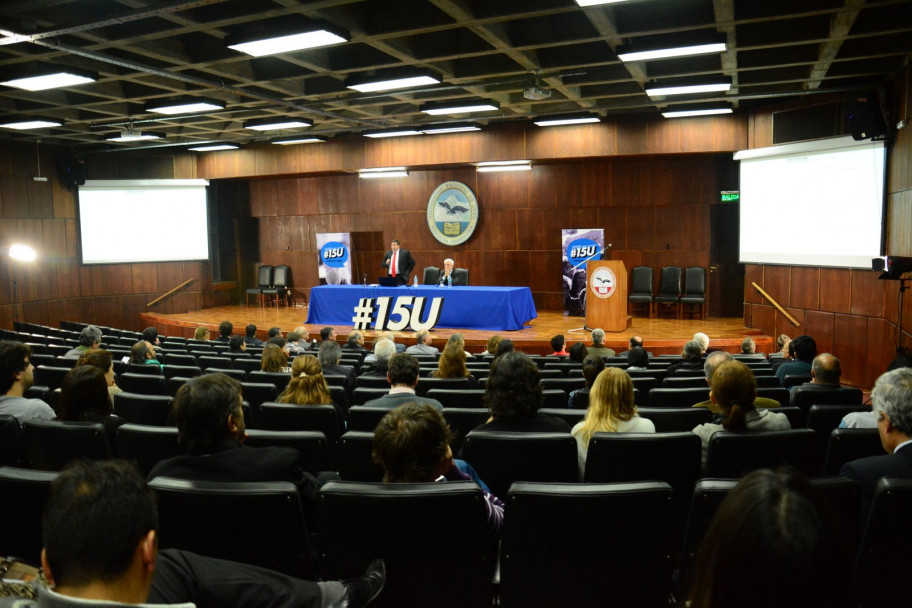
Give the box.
[422,266,440,285]
[246,264,273,308]
[627,265,654,317]
[654,266,682,318]
[261,265,292,308]
[680,266,706,319]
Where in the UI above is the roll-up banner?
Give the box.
[317,232,353,285]
[562,228,605,317]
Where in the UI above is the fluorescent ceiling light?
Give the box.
[662,107,733,118]
[1,71,96,91]
[359,167,408,178]
[421,101,499,115]
[534,114,600,127]
[420,122,481,134]
[9,244,37,262]
[272,136,327,145]
[476,160,531,167]
[619,43,726,62]
[646,82,731,97]
[189,144,238,152]
[244,119,312,131]
[576,0,631,5]
[348,74,440,93]
[106,130,165,142]
[146,100,224,115]
[0,118,62,130]
[363,129,421,138]
[477,164,532,173]
[228,30,347,57]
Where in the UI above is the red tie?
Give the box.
[391,252,397,277]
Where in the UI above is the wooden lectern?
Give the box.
[585,260,631,332]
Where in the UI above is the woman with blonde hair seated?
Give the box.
[277,354,341,421]
[571,367,655,474]
[692,359,790,468]
[193,326,210,341]
[260,342,290,373]
[431,334,478,387]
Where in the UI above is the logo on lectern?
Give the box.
[589,267,617,299]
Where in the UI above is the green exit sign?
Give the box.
[721,190,740,202]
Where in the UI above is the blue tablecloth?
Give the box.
[306,285,537,331]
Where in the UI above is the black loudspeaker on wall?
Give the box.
[845,91,889,141]
[57,158,86,189]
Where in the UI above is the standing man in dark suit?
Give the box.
[381,239,415,285]
[841,367,912,516]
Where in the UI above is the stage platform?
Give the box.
[142,303,771,357]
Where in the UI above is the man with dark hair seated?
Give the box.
[229,335,247,353]
[372,403,504,537]
[215,320,233,343]
[775,334,817,385]
[148,374,324,528]
[363,353,443,411]
[549,334,569,356]
[130,341,162,366]
[1,460,383,608]
[244,324,263,347]
[0,341,56,423]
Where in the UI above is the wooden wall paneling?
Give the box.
[887,190,912,256]
[31,259,57,303]
[316,175,359,215]
[64,219,78,258]
[475,123,527,165]
[102,265,133,296]
[94,296,127,329]
[23,298,49,327]
[751,301,776,335]
[654,205,707,252]
[41,219,68,259]
[883,279,900,326]
[760,265,791,308]
[131,264,160,295]
[476,170,531,210]
[626,206,657,252]
[850,269,886,318]
[865,317,898,388]
[27,179,53,218]
[646,119,681,153]
[679,117,719,152]
[819,268,852,314]
[362,138,393,170]
[0,218,18,247]
[0,261,9,305]
[273,179,300,216]
[615,119,649,156]
[253,144,282,176]
[776,306,805,340]
[610,160,641,205]
[172,153,196,179]
[599,207,627,251]
[527,122,618,159]
[17,219,43,254]
[84,153,118,180]
[748,111,774,149]
[155,263,185,299]
[580,162,613,208]
[56,259,79,299]
[802,310,835,355]
[743,302,752,327]
[789,266,820,311]
[79,297,96,325]
[712,115,749,151]
[532,164,568,209]
[1,176,30,218]
[833,314,869,387]
[291,178,319,216]
[249,181,279,217]
[51,181,75,219]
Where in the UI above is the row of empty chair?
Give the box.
[628,265,706,319]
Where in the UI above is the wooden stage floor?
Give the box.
[142,303,771,357]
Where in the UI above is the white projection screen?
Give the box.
[78,180,210,264]
[735,136,886,268]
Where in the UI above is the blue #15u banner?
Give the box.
[561,228,604,317]
[316,232,353,285]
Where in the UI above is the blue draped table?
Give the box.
[306,285,537,331]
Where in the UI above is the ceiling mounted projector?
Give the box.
[524,86,551,101]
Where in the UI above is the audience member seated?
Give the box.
[691,360,790,467]
[493,339,514,359]
[693,332,710,354]
[229,335,247,354]
[130,341,162,367]
[361,340,397,377]
[587,328,616,358]
[571,367,655,475]
[568,355,604,409]
[626,346,650,370]
[268,327,283,340]
[285,331,306,355]
[142,328,161,349]
[372,403,503,537]
[261,343,290,373]
[381,331,406,354]
[685,469,851,608]
[344,330,369,354]
[59,364,121,440]
[318,341,355,394]
[618,335,652,357]
[471,351,570,433]
[775,334,816,384]
[431,335,478,387]
[290,326,313,352]
[841,367,912,516]
[317,327,336,348]
[0,341,56,423]
[363,354,443,411]
[8,460,384,608]
[790,353,852,405]
[277,355,338,417]
[65,325,101,357]
[549,334,569,357]
[406,330,439,356]
[244,324,263,347]
[193,326,210,341]
[267,336,288,353]
[480,335,502,357]
[149,373,324,529]
[77,348,122,399]
[741,336,756,355]
[667,340,705,376]
[567,342,588,364]
[215,321,233,343]
[840,353,912,429]
[693,352,780,413]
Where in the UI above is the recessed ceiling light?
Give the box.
[421,101,499,116]
[1,70,96,91]
[476,160,531,167]
[226,20,349,57]
[188,144,239,152]
[272,136,327,145]
[575,0,632,5]
[420,122,481,134]
[0,118,63,130]
[359,167,409,178]
[646,82,732,97]
[348,73,441,93]
[662,107,733,118]
[618,42,727,62]
[106,130,165,142]
[243,119,312,131]
[146,99,225,115]
[477,164,532,173]
[534,113,601,127]
[363,129,422,138]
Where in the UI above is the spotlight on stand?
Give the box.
[873,256,912,279]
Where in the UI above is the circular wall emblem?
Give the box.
[590,267,617,299]
[427,181,479,246]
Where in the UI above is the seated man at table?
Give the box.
[363,353,443,411]
[435,258,466,286]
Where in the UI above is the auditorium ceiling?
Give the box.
[0,0,909,152]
